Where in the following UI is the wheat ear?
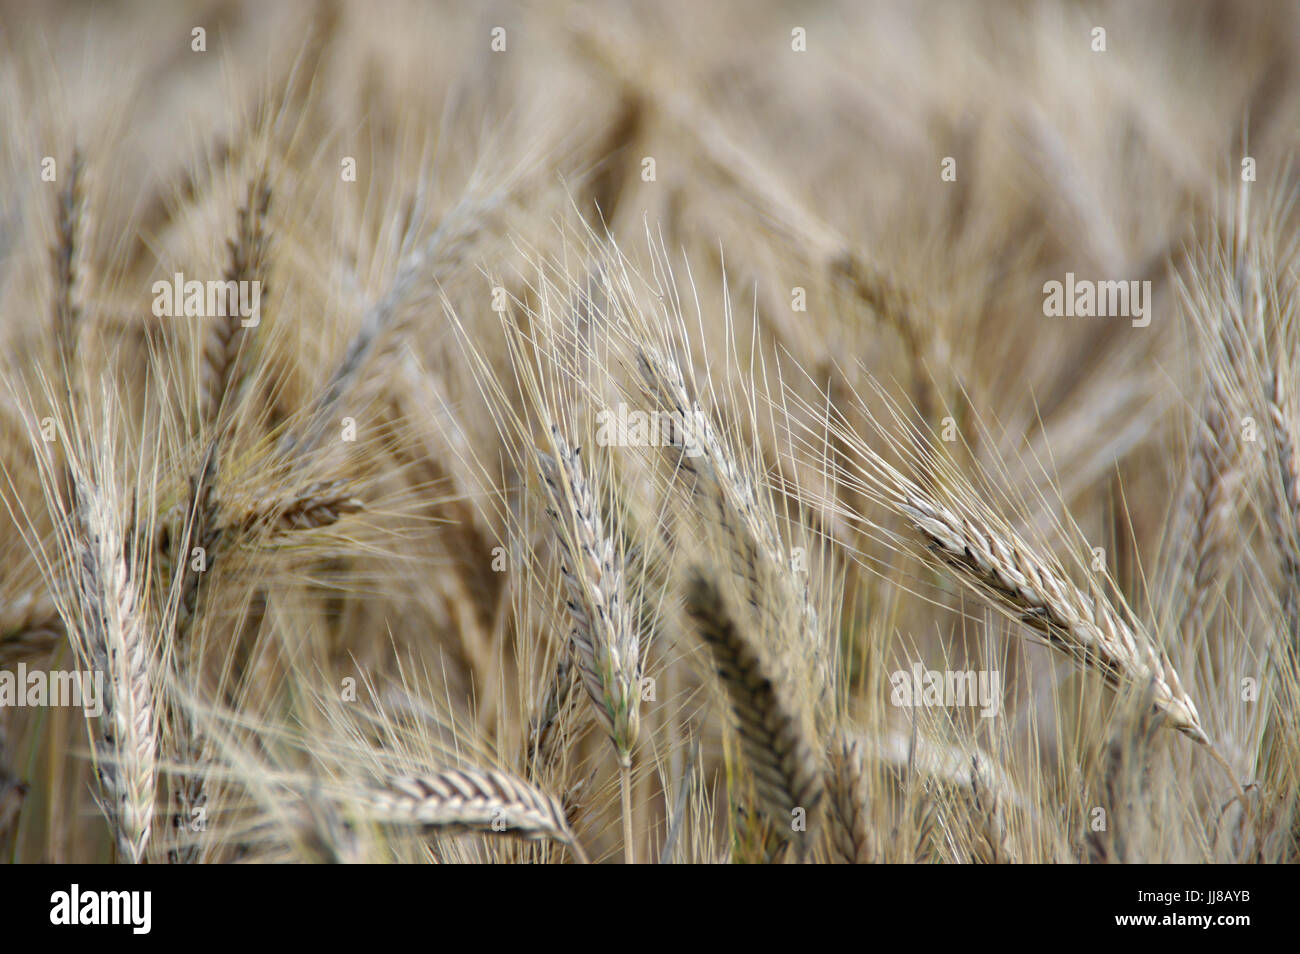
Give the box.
[199,172,271,429]
[67,479,158,863]
[898,488,1209,744]
[232,480,364,537]
[51,149,85,389]
[636,345,830,721]
[826,733,874,863]
[1177,379,1243,632]
[684,571,823,857]
[537,427,640,861]
[357,768,588,862]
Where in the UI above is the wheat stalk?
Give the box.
[536,430,641,762]
[280,189,511,460]
[683,570,823,857]
[1177,379,1244,632]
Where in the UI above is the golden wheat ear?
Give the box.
[898,489,1210,745]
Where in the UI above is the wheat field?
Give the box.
[0,0,1298,865]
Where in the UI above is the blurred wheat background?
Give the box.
[1,0,1298,863]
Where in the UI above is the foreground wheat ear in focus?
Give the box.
[0,0,1297,864]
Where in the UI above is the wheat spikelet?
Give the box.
[356,768,586,860]
[683,570,822,855]
[898,489,1209,744]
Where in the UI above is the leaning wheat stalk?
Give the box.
[198,172,271,430]
[1177,379,1244,633]
[354,768,588,863]
[898,487,1209,745]
[636,345,831,724]
[537,426,641,861]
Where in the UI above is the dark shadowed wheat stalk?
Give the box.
[684,570,823,859]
